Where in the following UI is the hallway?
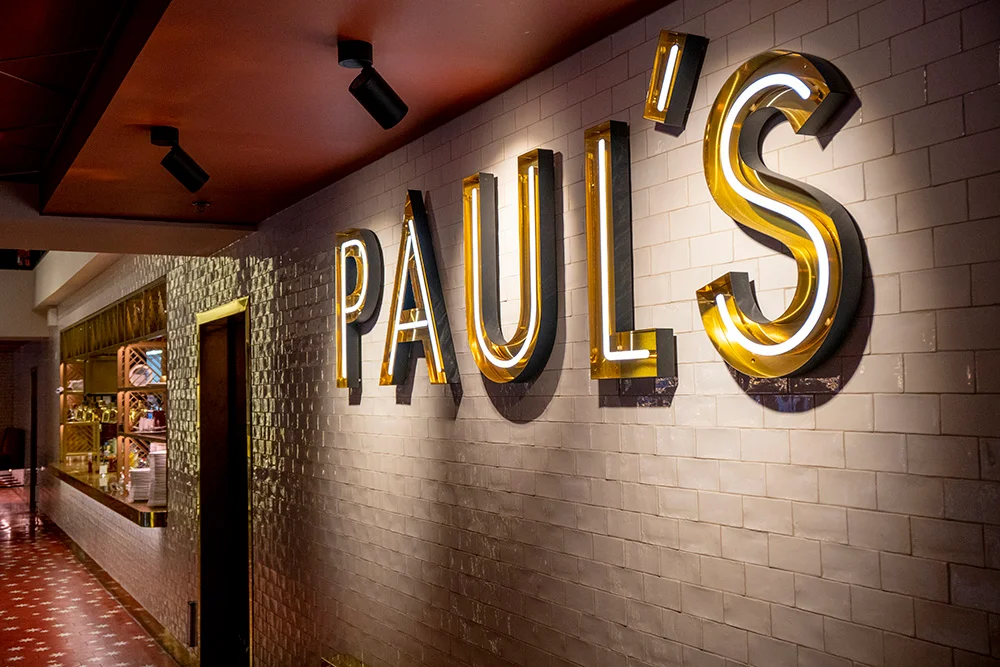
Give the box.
[0,489,177,667]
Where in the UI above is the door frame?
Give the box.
[195,296,252,664]
[29,366,37,513]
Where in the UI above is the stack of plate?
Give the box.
[149,449,168,507]
[129,468,151,503]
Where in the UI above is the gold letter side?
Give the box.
[585,120,675,380]
[380,190,458,386]
[335,229,383,388]
[463,149,558,383]
[699,50,863,378]
[643,30,708,130]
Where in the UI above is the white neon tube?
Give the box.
[338,239,367,377]
[470,166,540,369]
[387,229,414,374]
[387,220,444,375]
[656,44,680,112]
[407,219,444,371]
[715,73,828,357]
[342,240,367,316]
[598,138,650,362]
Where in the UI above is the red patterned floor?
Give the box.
[0,489,178,667]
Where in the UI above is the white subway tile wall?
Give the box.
[41,1,1000,665]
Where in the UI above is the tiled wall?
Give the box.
[43,0,1000,665]
[40,256,193,654]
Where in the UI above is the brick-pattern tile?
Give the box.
[34,2,1000,666]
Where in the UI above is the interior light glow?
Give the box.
[335,229,383,388]
[406,219,444,371]
[342,240,367,316]
[386,227,414,375]
[643,31,707,130]
[463,151,557,384]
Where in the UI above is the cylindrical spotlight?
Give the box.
[338,40,408,130]
[161,145,209,193]
[349,66,408,129]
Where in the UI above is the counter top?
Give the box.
[47,463,167,528]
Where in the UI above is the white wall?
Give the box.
[0,182,250,255]
[0,271,48,339]
[33,251,120,310]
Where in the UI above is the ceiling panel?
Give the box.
[0,0,127,178]
[0,1,124,60]
[42,0,670,224]
[0,124,60,175]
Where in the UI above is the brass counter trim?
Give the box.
[47,464,168,528]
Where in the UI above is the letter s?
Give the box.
[699,50,862,378]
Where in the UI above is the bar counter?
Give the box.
[46,462,167,528]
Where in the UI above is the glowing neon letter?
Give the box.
[643,31,708,130]
[463,149,557,383]
[380,190,458,385]
[699,50,862,377]
[585,120,674,380]
[335,229,383,388]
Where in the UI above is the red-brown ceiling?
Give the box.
[41,0,668,225]
[0,1,126,178]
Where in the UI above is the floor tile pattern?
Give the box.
[0,489,177,667]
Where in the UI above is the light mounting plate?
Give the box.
[338,40,373,69]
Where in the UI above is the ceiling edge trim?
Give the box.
[39,0,173,212]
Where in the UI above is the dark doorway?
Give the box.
[29,367,37,513]
[198,307,250,664]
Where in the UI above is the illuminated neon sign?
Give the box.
[380,190,458,386]
[334,229,383,388]
[699,51,861,378]
[336,41,862,391]
[585,121,674,379]
[643,30,708,129]
[463,149,558,383]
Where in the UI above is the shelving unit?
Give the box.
[116,340,168,497]
[53,280,170,527]
[60,361,98,461]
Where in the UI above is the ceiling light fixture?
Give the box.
[338,40,408,130]
[150,125,210,193]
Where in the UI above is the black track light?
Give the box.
[150,125,209,193]
[338,40,408,130]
